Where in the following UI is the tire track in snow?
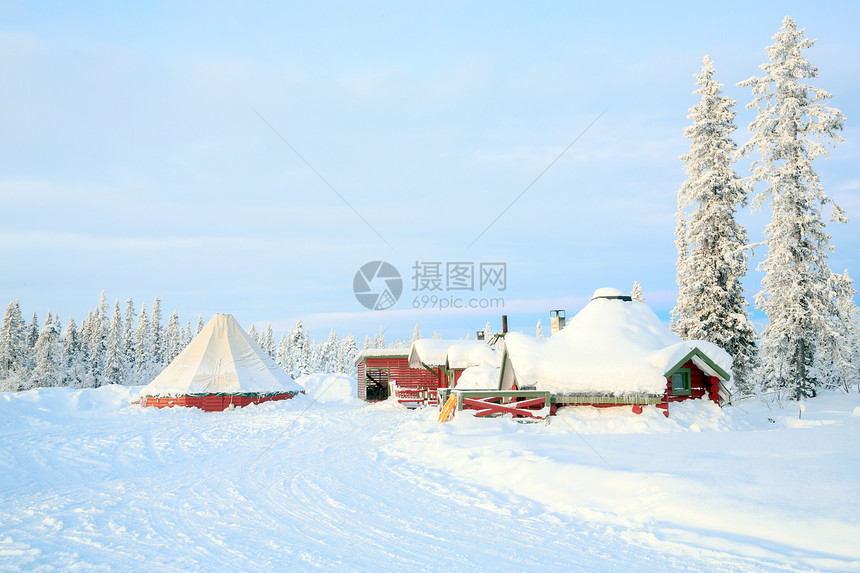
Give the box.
[0,392,797,572]
[238,404,637,572]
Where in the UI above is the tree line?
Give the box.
[0,292,402,392]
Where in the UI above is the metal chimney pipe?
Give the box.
[501,315,508,334]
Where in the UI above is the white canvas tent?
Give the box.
[140,313,303,411]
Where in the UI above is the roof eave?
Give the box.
[664,347,731,381]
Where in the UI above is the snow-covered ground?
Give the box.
[1,377,859,572]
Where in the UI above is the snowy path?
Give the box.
[1,386,859,571]
[0,391,638,571]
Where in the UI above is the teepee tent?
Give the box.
[140,313,303,411]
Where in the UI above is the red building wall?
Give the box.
[142,392,301,412]
[664,360,721,404]
[357,356,440,402]
[656,360,722,416]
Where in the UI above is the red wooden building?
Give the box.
[354,349,440,405]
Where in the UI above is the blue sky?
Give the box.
[1,1,858,342]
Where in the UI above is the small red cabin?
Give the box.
[498,288,733,417]
[354,349,440,405]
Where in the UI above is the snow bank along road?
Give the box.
[1,380,859,572]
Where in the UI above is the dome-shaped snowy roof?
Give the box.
[504,294,732,394]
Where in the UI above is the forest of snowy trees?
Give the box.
[672,17,860,400]
[0,287,457,394]
[0,292,413,393]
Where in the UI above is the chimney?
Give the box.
[550,310,565,335]
[476,331,485,341]
[501,315,508,334]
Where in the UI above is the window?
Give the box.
[671,369,691,396]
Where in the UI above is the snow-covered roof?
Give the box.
[455,364,500,390]
[591,286,628,299]
[504,289,733,395]
[140,314,302,398]
[446,342,498,369]
[352,347,411,366]
[408,339,496,369]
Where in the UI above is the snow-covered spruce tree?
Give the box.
[339,334,358,376]
[30,320,65,389]
[196,314,204,336]
[123,298,136,376]
[409,323,422,345]
[62,316,85,388]
[135,304,152,384]
[166,310,181,364]
[87,292,109,384]
[76,311,94,387]
[26,313,39,352]
[631,282,645,303]
[263,324,275,359]
[670,192,689,333]
[323,329,338,372]
[150,297,164,369]
[814,270,860,391]
[300,336,311,377]
[739,17,847,399]
[102,301,124,385]
[536,319,544,339]
[482,321,492,341]
[290,320,307,378]
[672,55,759,392]
[0,300,29,391]
[85,294,110,387]
[276,333,289,372]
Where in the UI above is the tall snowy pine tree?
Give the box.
[0,300,29,390]
[123,298,136,376]
[631,282,645,303]
[30,319,64,389]
[150,297,164,369]
[135,304,152,384]
[166,310,181,364]
[672,55,758,392]
[739,17,848,399]
[63,316,85,388]
[102,301,124,385]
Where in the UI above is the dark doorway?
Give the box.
[365,368,390,401]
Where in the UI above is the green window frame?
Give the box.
[671,369,691,396]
